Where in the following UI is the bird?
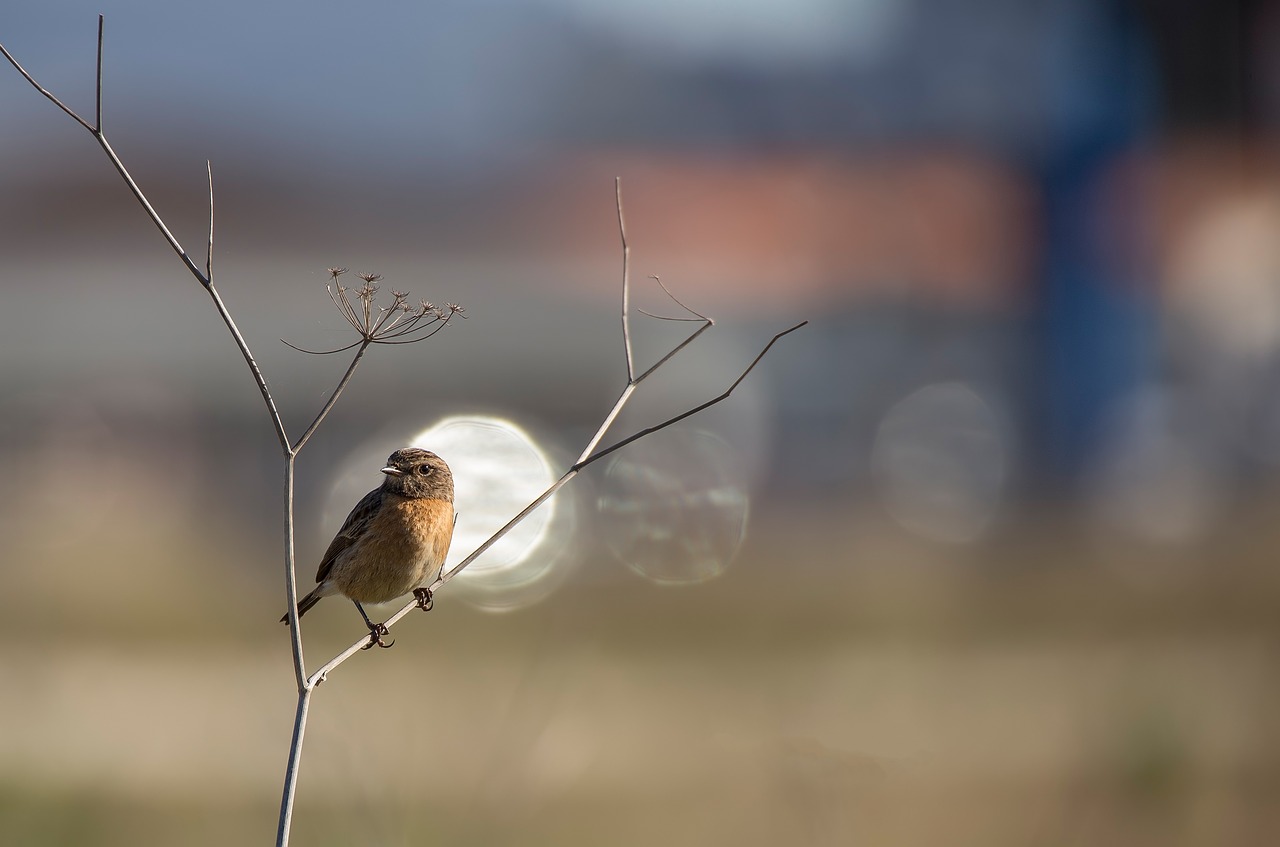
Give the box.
[282,447,455,648]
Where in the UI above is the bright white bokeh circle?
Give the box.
[320,414,570,612]
[411,415,557,578]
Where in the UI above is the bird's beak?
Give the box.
[381,466,405,477]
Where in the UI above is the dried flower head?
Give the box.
[283,270,464,355]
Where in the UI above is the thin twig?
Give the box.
[206,161,214,281]
[282,459,306,686]
[100,129,209,283]
[649,274,711,322]
[617,177,635,382]
[292,341,371,453]
[1,22,473,846]
[203,278,291,452]
[578,383,637,464]
[5,22,806,839]
[636,309,704,321]
[0,30,95,132]
[309,182,805,680]
[311,319,807,682]
[633,320,713,384]
[580,321,807,467]
[3,20,295,451]
[94,16,102,131]
[281,338,366,356]
[276,686,312,847]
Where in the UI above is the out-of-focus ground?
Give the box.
[5,1,1280,845]
[2,501,1278,846]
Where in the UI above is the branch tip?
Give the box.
[94,15,103,131]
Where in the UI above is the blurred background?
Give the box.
[2,0,1279,844]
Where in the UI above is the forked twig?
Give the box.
[1,20,463,847]
[3,16,290,451]
[2,21,806,847]
[308,317,805,683]
[308,179,805,684]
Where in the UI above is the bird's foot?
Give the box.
[413,587,434,612]
[360,622,394,650]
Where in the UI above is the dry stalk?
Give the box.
[2,18,806,847]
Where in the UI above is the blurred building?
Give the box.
[2,0,1279,547]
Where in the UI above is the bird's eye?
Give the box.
[418,464,433,475]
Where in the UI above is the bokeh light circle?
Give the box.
[322,415,572,613]
[596,428,750,585]
[870,381,1010,544]
[413,416,555,574]
[1086,386,1225,546]
[412,415,575,611]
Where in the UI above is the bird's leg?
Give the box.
[413,587,434,612]
[354,600,394,649]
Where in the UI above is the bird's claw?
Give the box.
[360,622,394,650]
[413,587,434,612]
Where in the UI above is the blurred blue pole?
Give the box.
[1037,0,1157,481]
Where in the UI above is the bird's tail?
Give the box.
[280,589,323,625]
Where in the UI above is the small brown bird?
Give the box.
[282,447,455,648]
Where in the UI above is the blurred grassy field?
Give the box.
[1,500,1278,846]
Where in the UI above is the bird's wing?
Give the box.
[315,487,384,584]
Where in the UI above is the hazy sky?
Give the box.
[1,0,890,171]
[548,0,900,63]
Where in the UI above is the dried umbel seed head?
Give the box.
[282,270,465,355]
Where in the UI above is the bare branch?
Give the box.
[276,685,312,846]
[636,309,704,321]
[203,280,290,453]
[617,177,635,382]
[7,19,802,835]
[94,15,103,131]
[649,274,711,322]
[580,321,807,468]
[310,318,807,682]
[291,341,372,454]
[627,273,717,383]
[632,319,714,384]
[206,161,215,281]
[307,181,806,679]
[4,21,297,452]
[282,459,306,683]
[4,18,471,847]
[0,30,95,132]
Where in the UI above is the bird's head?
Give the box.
[380,447,454,501]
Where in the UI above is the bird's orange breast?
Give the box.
[332,495,455,604]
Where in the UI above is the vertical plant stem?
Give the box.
[206,161,215,280]
[278,454,313,847]
[276,687,313,847]
[616,177,634,382]
[283,455,306,687]
[0,26,809,834]
[93,15,102,131]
